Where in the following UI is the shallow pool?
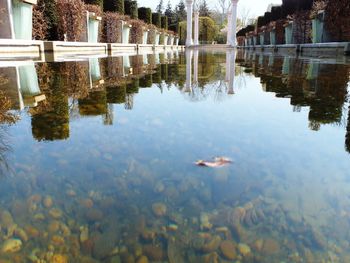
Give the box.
[0,50,349,262]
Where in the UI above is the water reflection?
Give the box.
[0,51,349,262]
[237,51,350,132]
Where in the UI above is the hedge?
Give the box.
[152,12,161,27]
[125,0,138,19]
[161,16,168,30]
[104,0,124,14]
[138,7,152,24]
[83,0,103,9]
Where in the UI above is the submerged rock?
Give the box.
[219,240,237,260]
[151,203,167,217]
[143,245,164,261]
[201,236,221,253]
[238,243,251,256]
[1,238,22,253]
[262,238,280,255]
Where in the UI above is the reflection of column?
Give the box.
[194,10,199,45]
[226,8,232,45]
[346,106,350,153]
[185,49,193,92]
[193,49,199,84]
[230,0,239,47]
[226,50,236,94]
[185,0,193,46]
[18,63,46,108]
[89,58,102,89]
[123,56,131,76]
[282,56,290,75]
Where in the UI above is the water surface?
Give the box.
[0,50,349,262]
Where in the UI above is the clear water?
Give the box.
[0,50,349,263]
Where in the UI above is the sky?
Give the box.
[137,0,283,18]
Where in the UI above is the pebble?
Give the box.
[136,255,149,263]
[151,203,167,217]
[262,239,280,255]
[143,245,164,261]
[1,238,22,253]
[49,208,63,219]
[43,196,53,208]
[219,240,237,260]
[238,243,251,256]
[201,235,222,253]
[80,225,89,243]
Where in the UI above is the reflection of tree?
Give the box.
[106,85,126,104]
[0,90,19,176]
[0,126,11,177]
[31,70,69,141]
[240,54,349,131]
[78,90,107,116]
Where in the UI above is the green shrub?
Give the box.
[41,0,59,40]
[138,7,152,24]
[161,15,168,29]
[152,13,161,27]
[125,0,138,19]
[83,0,103,8]
[104,0,124,14]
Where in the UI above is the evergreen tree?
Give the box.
[176,0,187,21]
[156,0,164,14]
[199,0,210,17]
[165,1,174,23]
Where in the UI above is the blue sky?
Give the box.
[137,0,283,18]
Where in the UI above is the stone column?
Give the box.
[230,0,239,47]
[194,9,199,45]
[185,49,193,92]
[226,8,232,45]
[185,0,194,46]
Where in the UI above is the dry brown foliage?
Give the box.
[310,0,327,19]
[130,19,146,44]
[324,0,350,41]
[33,0,49,40]
[102,12,129,43]
[290,11,312,44]
[56,0,85,41]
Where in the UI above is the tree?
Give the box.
[165,1,173,19]
[176,0,187,22]
[198,0,210,17]
[156,0,164,14]
[215,0,230,26]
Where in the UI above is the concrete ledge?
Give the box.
[0,39,44,59]
[240,42,350,56]
[138,44,154,52]
[109,43,137,54]
[44,41,108,54]
[300,42,349,56]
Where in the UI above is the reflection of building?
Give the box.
[0,63,45,110]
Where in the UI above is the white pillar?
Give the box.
[194,10,199,45]
[185,49,193,92]
[186,0,194,46]
[226,9,232,45]
[230,0,239,47]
